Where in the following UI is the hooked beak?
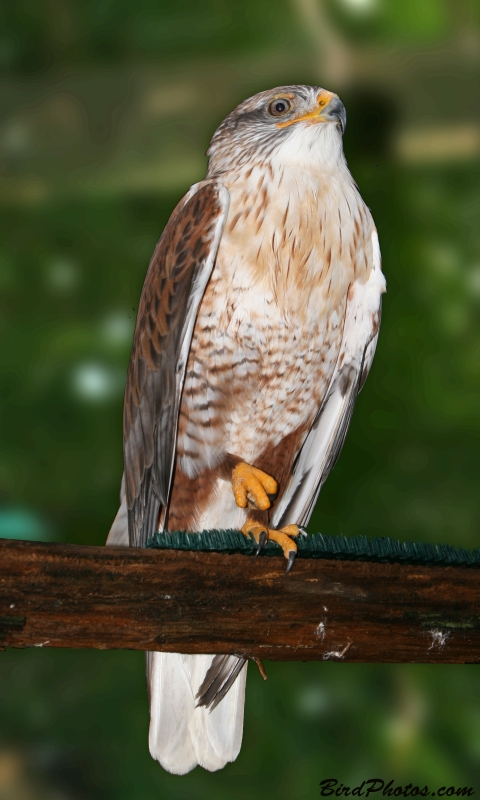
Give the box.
[320,95,347,134]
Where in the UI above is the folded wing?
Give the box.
[123,181,230,546]
[272,229,386,530]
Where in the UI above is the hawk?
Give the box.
[107,85,386,774]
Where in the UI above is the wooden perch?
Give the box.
[0,537,479,663]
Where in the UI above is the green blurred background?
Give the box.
[1,0,480,797]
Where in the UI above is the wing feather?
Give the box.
[272,229,386,529]
[123,181,230,546]
[195,655,247,711]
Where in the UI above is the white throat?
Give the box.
[271,121,347,175]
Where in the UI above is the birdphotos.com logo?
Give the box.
[319,780,474,798]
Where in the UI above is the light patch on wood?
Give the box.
[315,621,326,640]
[428,629,450,650]
[323,640,352,660]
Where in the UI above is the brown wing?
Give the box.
[123,181,230,546]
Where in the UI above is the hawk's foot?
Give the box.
[231,462,277,511]
[241,519,304,576]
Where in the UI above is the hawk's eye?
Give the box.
[268,98,291,117]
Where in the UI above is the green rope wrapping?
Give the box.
[147,529,480,568]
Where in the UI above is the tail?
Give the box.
[147,652,247,774]
[107,478,248,774]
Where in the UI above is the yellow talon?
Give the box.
[241,519,302,575]
[231,462,278,511]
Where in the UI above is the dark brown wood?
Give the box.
[0,538,479,662]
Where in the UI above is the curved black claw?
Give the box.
[285,550,296,576]
[254,530,267,559]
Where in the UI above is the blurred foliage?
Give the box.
[0,0,298,73]
[0,0,480,797]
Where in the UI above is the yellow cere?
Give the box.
[276,89,336,128]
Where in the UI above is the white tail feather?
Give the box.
[147,653,198,774]
[147,652,247,774]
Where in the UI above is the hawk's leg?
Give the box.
[231,462,303,575]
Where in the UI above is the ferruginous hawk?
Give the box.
[107,85,386,774]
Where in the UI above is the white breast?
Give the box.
[176,160,372,484]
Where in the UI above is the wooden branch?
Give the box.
[0,538,479,662]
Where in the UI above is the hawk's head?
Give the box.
[207,85,347,176]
